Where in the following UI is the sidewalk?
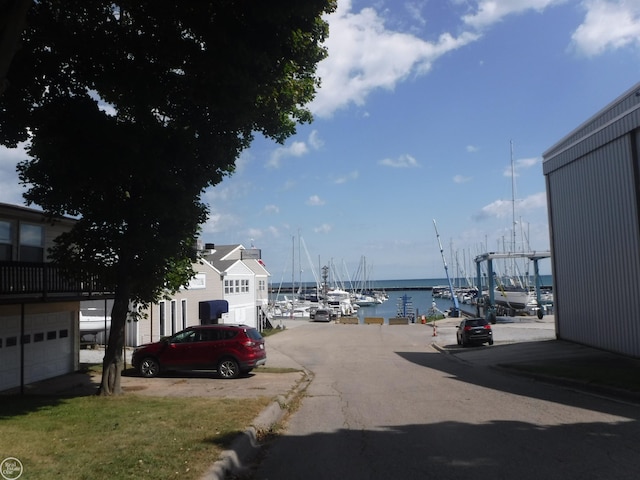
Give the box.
[435,337,640,404]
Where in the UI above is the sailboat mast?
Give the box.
[291,235,295,297]
[511,140,516,256]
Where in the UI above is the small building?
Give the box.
[0,203,113,392]
[0,201,271,390]
[543,82,640,357]
[130,244,270,346]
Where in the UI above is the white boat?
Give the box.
[352,293,377,307]
[79,301,112,333]
[494,285,534,310]
[79,312,111,333]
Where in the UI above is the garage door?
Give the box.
[0,311,74,392]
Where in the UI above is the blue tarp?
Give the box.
[199,300,229,324]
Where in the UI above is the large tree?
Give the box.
[0,0,335,395]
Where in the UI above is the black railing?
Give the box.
[0,261,114,302]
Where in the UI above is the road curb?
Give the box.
[200,370,312,480]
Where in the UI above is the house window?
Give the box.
[159,301,166,336]
[181,299,187,330]
[171,300,177,335]
[224,278,250,294]
[0,220,12,261]
[258,280,266,291]
[19,223,44,262]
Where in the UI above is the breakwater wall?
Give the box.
[269,285,433,294]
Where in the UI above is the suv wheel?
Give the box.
[217,358,240,379]
[139,357,161,378]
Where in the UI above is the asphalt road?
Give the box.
[245,319,640,480]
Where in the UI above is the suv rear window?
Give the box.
[466,319,487,327]
[245,328,263,341]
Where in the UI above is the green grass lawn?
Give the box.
[0,394,271,479]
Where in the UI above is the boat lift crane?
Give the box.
[433,220,460,317]
[474,250,551,322]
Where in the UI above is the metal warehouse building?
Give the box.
[543,82,640,357]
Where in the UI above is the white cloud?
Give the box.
[266,130,323,169]
[247,228,263,239]
[201,209,240,234]
[379,154,420,168]
[314,223,332,233]
[307,195,325,206]
[454,174,472,183]
[405,1,428,26]
[310,0,479,117]
[462,0,563,30]
[267,141,309,169]
[571,0,640,56]
[502,157,540,177]
[204,181,252,202]
[0,145,29,205]
[474,192,547,220]
[308,130,324,149]
[264,204,280,214]
[334,170,359,184]
[466,145,479,153]
[518,191,548,210]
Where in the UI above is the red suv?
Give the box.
[132,324,266,379]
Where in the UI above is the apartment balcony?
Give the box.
[0,261,114,305]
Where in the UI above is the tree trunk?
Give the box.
[97,282,130,396]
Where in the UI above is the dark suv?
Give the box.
[132,324,266,379]
[456,318,493,347]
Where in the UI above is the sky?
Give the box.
[1,0,640,283]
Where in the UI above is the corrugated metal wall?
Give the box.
[544,83,640,357]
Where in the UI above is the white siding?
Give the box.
[544,82,640,356]
[0,308,76,391]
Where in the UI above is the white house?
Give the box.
[129,244,270,346]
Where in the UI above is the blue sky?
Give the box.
[2,0,640,282]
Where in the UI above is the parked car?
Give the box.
[456,317,493,347]
[132,324,266,379]
[312,308,331,322]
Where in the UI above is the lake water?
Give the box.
[271,275,553,324]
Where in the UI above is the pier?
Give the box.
[269,285,433,294]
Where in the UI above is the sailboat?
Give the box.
[493,141,535,312]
